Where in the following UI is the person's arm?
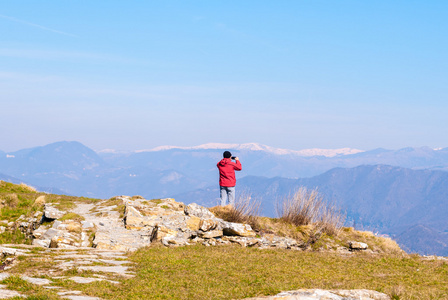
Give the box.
[233,157,242,171]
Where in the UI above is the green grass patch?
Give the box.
[0,229,30,244]
[49,245,448,300]
[59,212,85,222]
[0,181,37,194]
[0,275,59,299]
[149,199,163,205]
[44,194,100,211]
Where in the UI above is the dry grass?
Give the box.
[2,193,19,208]
[47,245,448,300]
[19,183,37,192]
[338,227,403,254]
[34,195,46,207]
[210,193,261,230]
[276,187,345,236]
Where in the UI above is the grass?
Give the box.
[0,275,59,299]
[0,229,30,244]
[0,180,100,218]
[38,245,447,300]
[59,212,85,222]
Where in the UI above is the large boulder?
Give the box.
[184,203,216,219]
[43,204,65,220]
[221,222,256,237]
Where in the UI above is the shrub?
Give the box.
[276,187,345,236]
[3,194,19,208]
[33,195,46,207]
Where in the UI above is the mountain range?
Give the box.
[1,141,448,255]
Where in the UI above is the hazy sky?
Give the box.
[1,1,447,152]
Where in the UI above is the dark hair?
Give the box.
[223,151,232,158]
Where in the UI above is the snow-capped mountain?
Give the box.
[139,143,364,158]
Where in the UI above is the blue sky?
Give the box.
[1,1,447,152]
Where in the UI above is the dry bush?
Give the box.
[276,187,345,236]
[210,192,261,230]
[34,195,46,207]
[66,222,82,234]
[3,193,19,208]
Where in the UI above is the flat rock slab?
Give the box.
[0,274,11,281]
[69,277,104,284]
[21,276,52,285]
[56,254,99,259]
[97,259,131,265]
[61,295,102,300]
[0,288,23,299]
[78,265,133,277]
[245,289,390,300]
[68,276,119,284]
[58,290,83,295]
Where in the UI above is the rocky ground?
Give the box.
[0,196,391,299]
[0,245,133,299]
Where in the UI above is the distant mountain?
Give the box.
[101,144,448,181]
[138,142,364,157]
[396,225,448,256]
[2,141,448,199]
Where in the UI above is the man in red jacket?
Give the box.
[217,151,242,206]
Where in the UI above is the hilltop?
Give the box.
[3,141,448,256]
[0,181,448,299]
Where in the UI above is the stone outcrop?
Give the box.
[27,196,371,253]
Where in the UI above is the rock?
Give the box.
[199,218,218,232]
[50,231,80,248]
[245,289,390,300]
[41,228,60,240]
[81,221,94,228]
[184,203,216,219]
[0,246,28,257]
[161,236,189,247]
[33,239,51,248]
[186,216,201,231]
[52,221,63,229]
[349,241,368,250]
[198,230,223,239]
[0,288,23,298]
[154,225,178,241]
[222,222,256,237]
[44,204,66,220]
[124,206,145,229]
[0,226,5,234]
[21,276,52,285]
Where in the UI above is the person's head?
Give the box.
[223,151,232,158]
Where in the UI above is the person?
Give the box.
[217,151,242,206]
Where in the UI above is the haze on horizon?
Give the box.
[1,1,447,152]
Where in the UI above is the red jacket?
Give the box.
[217,158,242,187]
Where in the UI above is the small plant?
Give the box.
[59,212,85,222]
[150,199,163,205]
